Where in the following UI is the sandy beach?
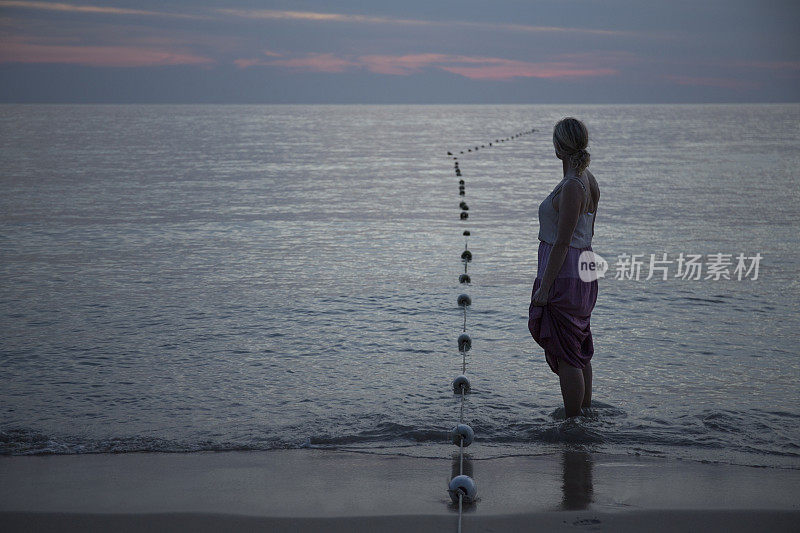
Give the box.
[1,449,798,532]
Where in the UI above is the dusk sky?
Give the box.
[1,0,798,103]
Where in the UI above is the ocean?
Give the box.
[1,104,798,469]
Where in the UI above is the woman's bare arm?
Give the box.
[531,181,583,305]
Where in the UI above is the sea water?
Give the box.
[1,104,798,468]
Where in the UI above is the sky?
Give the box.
[0,0,798,103]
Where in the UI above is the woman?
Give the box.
[528,117,599,418]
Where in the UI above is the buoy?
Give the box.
[448,475,477,504]
[460,211,468,219]
[459,273,471,284]
[461,250,472,262]
[452,374,471,394]
[457,294,471,306]
[451,423,475,447]
[458,333,472,351]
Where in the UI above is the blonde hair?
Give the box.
[553,117,590,176]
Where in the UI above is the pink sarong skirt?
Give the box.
[528,240,598,374]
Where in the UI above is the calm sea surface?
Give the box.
[1,104,798,468]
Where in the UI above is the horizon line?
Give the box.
[1,101,797,105]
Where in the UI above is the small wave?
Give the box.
[681,296,727,305]
[0,427,287,456]
[533,421,605,444]
[3,404,798,469]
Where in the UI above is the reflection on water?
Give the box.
[450,450,474,480]
[447,450,477,511]
[560,449,594,510]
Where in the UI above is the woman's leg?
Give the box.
[581,362,592,408]
[557,362,585,417]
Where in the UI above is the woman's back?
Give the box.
[537,170,597,249]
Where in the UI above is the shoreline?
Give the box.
[1,449,798,531]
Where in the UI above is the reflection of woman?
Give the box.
[528,117,600,418]
[560,449,594,510]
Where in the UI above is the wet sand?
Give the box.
[1,449,798,532]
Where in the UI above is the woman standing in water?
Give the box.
[529,117,600,418]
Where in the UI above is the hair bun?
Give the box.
[568,148,590,175]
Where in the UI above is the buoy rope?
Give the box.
[458,492,463,533]
[459,392,466,533]
[457,269,468,533]
[447,128,535,533]
[456,169,470,533]
[459,389,465,425]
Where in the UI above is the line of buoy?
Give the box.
[448,153,476,533]
[444,127,535,533]
[447,128,535,161]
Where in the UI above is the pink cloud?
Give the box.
[217,9,434,28]
[440,63,616,80]
[0,1,202,19]
[236,51,622,81]
[437,56,618,80]
[236,52,356,72]
[0,39,214,67]
[233,58,262,68]
[358,53,450,75]
[233,50,283,68]
[217,8,632,38]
